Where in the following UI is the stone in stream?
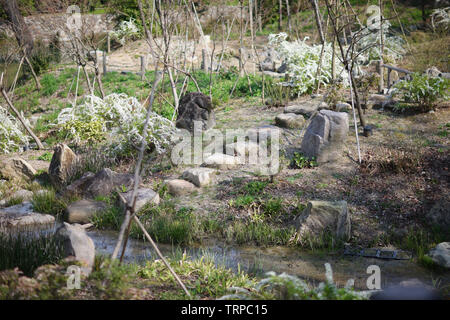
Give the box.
[0,202,55,230]
[64,168,138,199]
[0,189,34,206]
[176,92,215,133]
[182,167,216,187]
[49,143,77,187]
[427,242,450,269]
[275,113,306,129]
[0,157,36,182]
[164,179,197,196]
[202,153,240,170]
[119,188,160,213]
[294,200,351,241]
[300,110,349,164]
[56,222,95,276]
[65,199,108,224]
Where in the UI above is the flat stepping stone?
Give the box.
[284,102,327,118]
[0,189,34,206]
[119,188,160,212]
[275,113,306,128]
[202,153,240,170]
[65,199,108,224]
[0,202,55,230]
[165,179,197,196]
[182,167,216,187]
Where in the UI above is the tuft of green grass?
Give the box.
[38,152,53,162]
[40,74,59,97]
[0,231,65,277]
[31,190,70,217]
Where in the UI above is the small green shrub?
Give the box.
[290,152,317,169]
[38,152,53,162]
[394,73,449,111]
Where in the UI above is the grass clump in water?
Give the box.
[0,231,65,277]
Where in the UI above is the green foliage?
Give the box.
[264,78,293,107]
[290,152,317,169]
[138,253,254,299]
[61,119,105,145]
[226,220,295,246]
[242,180,269,196]
[31,190,69,217]
[394,73,450,111]
[0,232,65,277]
[40,74,59,97]
[129,203,198,245]
[37,152,53,162]
[221,270,364,300]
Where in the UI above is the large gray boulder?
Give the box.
[300,110,349,164]
[64,168,137,199]
[176,92,215,133]
[65,199,108,224]
[275,113,306,129]
[119,188,160,213]
[427,242,450,269]
[426,200,450,228]
[56,222,95,276]
[49,143,77,187]
[0,202,55,230]
[182,167,216,187]
[295,200,351,241]
[0,157,36,182]
[164,179,197,196]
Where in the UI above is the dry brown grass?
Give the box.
[401,32,450,73]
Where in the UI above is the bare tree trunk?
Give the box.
[24,52,41,90]
[324,0,366,128]
[311,0,325,43]
[286,0,292,35]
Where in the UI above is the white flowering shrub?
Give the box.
[355,20,406,64]
[109,18,140,46]
[57,93,177,154]
[431,7,450,33]
[268,33,347,95]
[0,106,29,154]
